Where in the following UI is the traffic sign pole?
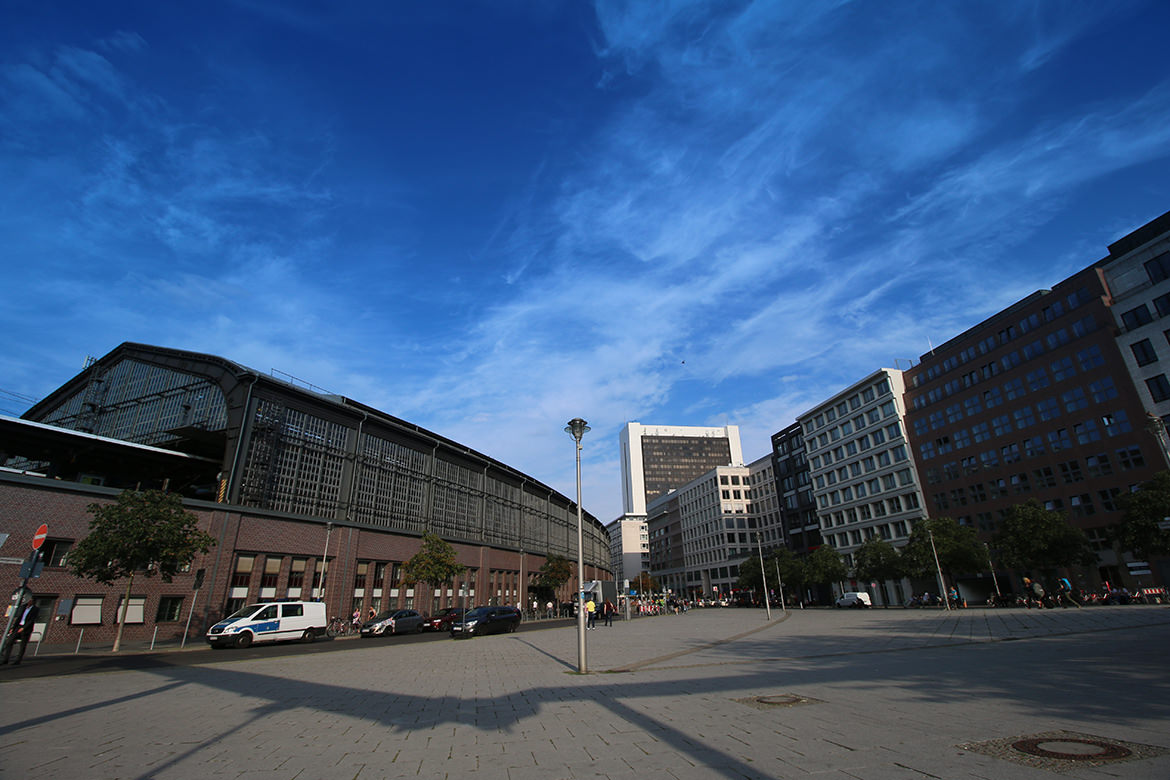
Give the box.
[1,526,49,658]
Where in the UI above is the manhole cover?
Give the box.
[958,731,1167,772]
[1012,737,1131,761]
[734,693,819,709]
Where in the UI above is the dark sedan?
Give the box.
[450,606,521,638]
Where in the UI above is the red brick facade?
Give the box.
[1,474,601,648]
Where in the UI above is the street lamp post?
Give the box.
[984,542,1002,601]
[565,418,590,674]
[928,528,951,612]
[319,521,333,606]
[756,533,772,621]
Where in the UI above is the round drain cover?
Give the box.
[1012,737,1132,761]
[754,694,806,706]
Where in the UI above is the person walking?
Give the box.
[602,599,615,627]
[585,598,597,629]
[2,593,39,666]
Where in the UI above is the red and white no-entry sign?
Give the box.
[32,524,49,550]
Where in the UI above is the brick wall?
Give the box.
[0,474,597,649]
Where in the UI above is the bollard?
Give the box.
[151,625,159,650]
[75,628,84,654]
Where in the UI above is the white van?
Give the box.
[206,600,328,648]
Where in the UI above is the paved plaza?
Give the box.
[1,605,1169,779]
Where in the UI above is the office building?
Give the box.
[620,422,743,516]
[903,256,1163,593]
[771,422,819,553]
[799,369,926,606]
[605,516,649,586]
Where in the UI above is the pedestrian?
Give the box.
[585,597,596,629]
[367,606,377,621]
[1057,577,1081,608]
[1,593,39,666]
[602,599,615,627]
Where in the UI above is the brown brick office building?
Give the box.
[903,262,1164,594]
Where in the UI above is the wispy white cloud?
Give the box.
[3,1,1170,525]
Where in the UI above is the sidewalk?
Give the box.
[2,605,1168,779]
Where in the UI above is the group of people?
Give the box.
[584,597,617,629]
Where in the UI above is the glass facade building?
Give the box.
[23,343,610,573]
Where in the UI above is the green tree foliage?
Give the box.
[70,489,216,651]
[902,516,986,580]
[536,554,573,592]
[1117,471,1170,559]
[769,547,809,593]
[630,571,658,595]
[993,500,1095,573]
[852,538,905,586]
[735,553,764,593]
[806,545,848,586]
[401,532,466,592]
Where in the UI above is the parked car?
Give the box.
[207,601,328,648]
[422,607,466,632]
[450,605,521,638]
[360,608,424,637]
[835,592,872,608]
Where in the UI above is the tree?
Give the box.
[70,489,216,652]
[1116,471,1170,560]
[769,547,809,599]
[534,554,573,601]
[902,516,986,582]
[806,545,848,588]
[852,538,905,605]
[401,533,466,608]
[735,554,764,594]
[630,571,658,595]
[993,501,1095,577]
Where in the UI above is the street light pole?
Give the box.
[319,521,333,607]
[984,542,1002,600]
[756,533,772,621]
[774,560,787,614]
[565,418,590,674]
[928,528,951,612]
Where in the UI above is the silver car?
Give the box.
[360,608,424,637]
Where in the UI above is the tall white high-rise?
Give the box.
[619,422,744,516]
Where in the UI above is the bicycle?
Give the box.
[327,616,353,637]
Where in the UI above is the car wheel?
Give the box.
[236,632,253,649]
[301,629,316,643]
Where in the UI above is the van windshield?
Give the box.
[226,604,265,620]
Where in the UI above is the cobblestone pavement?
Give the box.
[1,605,1168,779]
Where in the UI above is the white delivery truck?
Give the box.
[206,600,328,648]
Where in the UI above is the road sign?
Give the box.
[32,524,48,550]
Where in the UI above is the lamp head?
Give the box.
[564,418,590,442]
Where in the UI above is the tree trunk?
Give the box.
[113,572,134,652]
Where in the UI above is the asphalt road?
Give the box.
[0,618,575,681]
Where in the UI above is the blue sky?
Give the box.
[3,1,1170,523]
